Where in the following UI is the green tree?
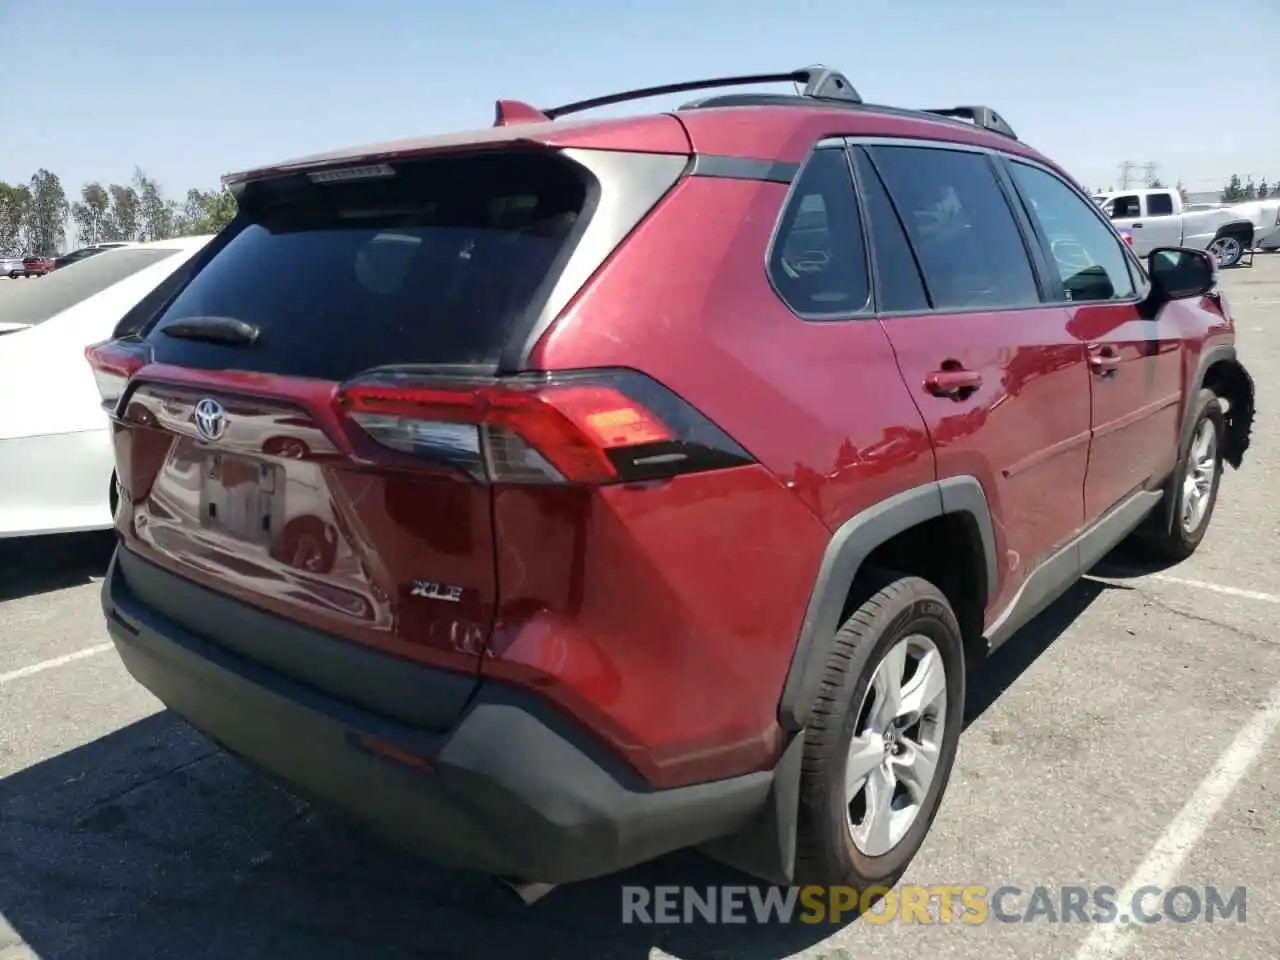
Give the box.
[70,182,111,246]
[1150,178,1166,188]
[1221,174,1245,203]
[23,169,69,254]
[103,183,141,241]
[0,182,31,255]
[177,187,237,235]
[1243,176,1258,201]
[1258,178,1270,200]
[133,167,177,241]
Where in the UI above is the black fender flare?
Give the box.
[776,476,997,732]
[1213,219,1255,244]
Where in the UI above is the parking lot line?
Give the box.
[1144,573,1280,605]
[0,643,113,686]
[1073,680,1280,960]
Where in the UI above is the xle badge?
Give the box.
[410,580,464,603]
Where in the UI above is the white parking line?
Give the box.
[1145,573,1280,605]
[1073,680,1280,960]
[0,643,113,686]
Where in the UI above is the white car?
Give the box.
[0,235,214,538]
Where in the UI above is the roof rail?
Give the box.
[921,105,1017,140]
[538,65,861,121]
[489,67,1018,142]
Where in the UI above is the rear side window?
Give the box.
[852,148,930,313]
[0,249,180,326]
[145,151,588,380]
[768,147,870,318]
[866,146,1041,311]
[1146,193,1175,216]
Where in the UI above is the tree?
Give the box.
[1150,178,1166,188]
[22,169,69,254]
[70,182,111,246]
[1273,182,1280,198]
[1221,174,1245,203]
[0,182,31,255]
[177,187,237,235]
[133,167,177,242]
[1259,178,1270,201]
[1243,176,1258,201]
[103,184,141,242]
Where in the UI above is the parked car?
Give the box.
[19,255,55,277]
[51,241,137,271]
[1093,188,1255,267]
[89,65,1254,902]
[0,256,23,278]
[1228,197,1280,251]
[0,236,214,538]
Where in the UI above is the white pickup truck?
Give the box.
[1093,188,1256,267]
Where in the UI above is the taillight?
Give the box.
[85,339,150,412]
[336,368,755,485]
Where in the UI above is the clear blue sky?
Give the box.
[2,0,1277,206]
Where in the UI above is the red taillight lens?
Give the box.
[337,369,751,485]
[85,339,150,411]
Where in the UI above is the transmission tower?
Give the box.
[1142,162,1161,186]
[1118,161,1141,189]
[1118,160,1161,188]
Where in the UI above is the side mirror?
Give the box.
[1147,247,1216,302]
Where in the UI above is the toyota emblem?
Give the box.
[193,398,229,442]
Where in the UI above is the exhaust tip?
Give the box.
[495,878,557,906]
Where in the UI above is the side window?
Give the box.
[1007,161,1137,303]
[1146,192,1175,217]
[851,148,930,313]
[866,145,1041,311]
[768,146,871,317]
[1109,195,1142,219]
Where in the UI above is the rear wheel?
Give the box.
[793,572,965,890]
[1208,234,1244,268]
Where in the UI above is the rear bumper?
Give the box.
[102,547,772,884]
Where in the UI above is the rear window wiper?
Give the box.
[160,316,262,346]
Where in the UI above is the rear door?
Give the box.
[1002,158,1184,520]
[107,150,600,695]
[854,142,1092,619]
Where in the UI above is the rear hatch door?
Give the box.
[107,149,603,730]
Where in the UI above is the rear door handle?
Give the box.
[1089,346,1121,377]
[1132,222,1144,228]
[925,368,983,399]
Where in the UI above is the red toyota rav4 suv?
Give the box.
[89,66,1254,901]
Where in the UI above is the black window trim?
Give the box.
[762,137,876,323]
[848,144,934,314]
[996,154,1151,309]
[849,136,1053,318]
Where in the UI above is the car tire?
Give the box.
[792,570,965,892]
[1136,388,1225,561]
[1208,234,1245,268]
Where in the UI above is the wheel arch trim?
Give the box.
[776,476,997,732]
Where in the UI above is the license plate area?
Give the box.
[199,451,284,546]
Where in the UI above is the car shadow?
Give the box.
[0,531,116,603]
[0,577,1121,960]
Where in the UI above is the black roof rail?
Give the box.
[921,105,1017,140]
[542,65,861,120]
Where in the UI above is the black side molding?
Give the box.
[689,155,800,184]
[777,477,997,732]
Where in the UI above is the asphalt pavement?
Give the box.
[1,257,1278,960]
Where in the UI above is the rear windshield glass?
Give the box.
[0,248,180,326]
[145,151,589,381]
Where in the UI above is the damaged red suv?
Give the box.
[90,66,1253,901]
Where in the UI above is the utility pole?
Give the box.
[1118,160,1161,189]
[1118,161,1141,189]
[1142,162,1160,186]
